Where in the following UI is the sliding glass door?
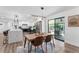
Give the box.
[48,17,65,41]
[54,17,65,41]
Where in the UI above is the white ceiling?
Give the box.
[0,6,77,22]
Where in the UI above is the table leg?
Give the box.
[28,41,30,53]
[24,37,26,48]
[52,35,55,48]
[30,43,32,52]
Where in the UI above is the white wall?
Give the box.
[41,18,48,33]
[0,21,9,33]
[47,7,79,47]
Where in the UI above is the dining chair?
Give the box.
[45,35,55,52]
[31,36,44,53]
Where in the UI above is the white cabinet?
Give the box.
[8,29,23,43]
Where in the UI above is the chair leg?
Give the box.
[41,45,44,53]
[35,47,36,53]
[46,42,47,53]
[50,42,53,51]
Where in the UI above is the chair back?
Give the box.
[45,35,52,42]
[31,36,44,46]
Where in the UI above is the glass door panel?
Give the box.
[54,17,65,41]
[48,20,54,34]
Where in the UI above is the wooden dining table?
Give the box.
[24,33,53,52]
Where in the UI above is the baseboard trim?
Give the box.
[65,43,79,53]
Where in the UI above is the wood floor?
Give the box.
[0,39,66,53]
[0,38,78,53]
[65,43,79,53]
[0,41,23,53]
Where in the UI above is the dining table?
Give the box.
[24,32,54,52]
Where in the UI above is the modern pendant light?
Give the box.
[41,7,44,20]
[41,7,44,17]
